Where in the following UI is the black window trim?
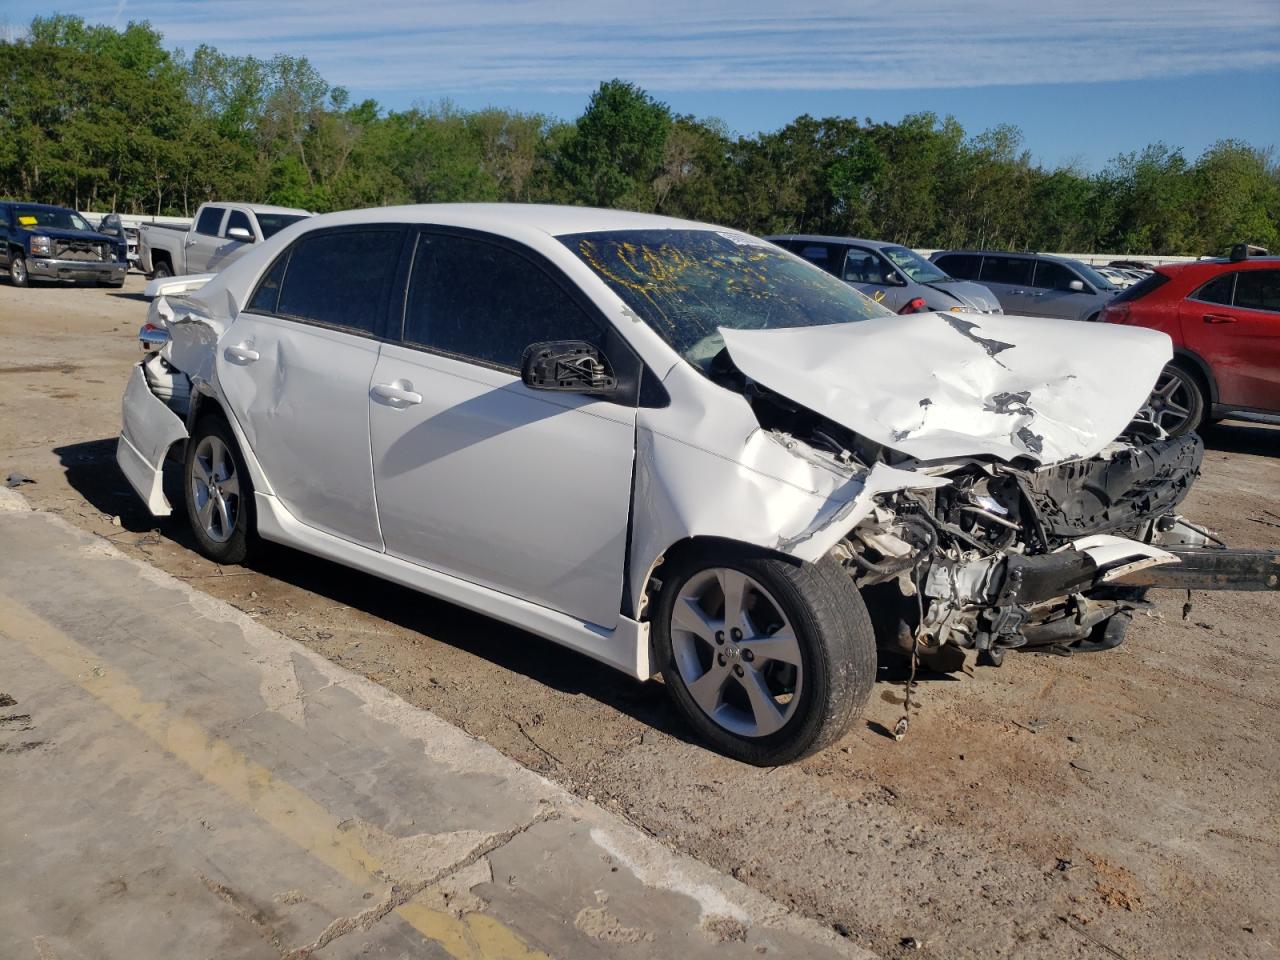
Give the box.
[1188,271,1238,309]
[394,224,657,409]
[223,208,254,240]
[242,223,413,342]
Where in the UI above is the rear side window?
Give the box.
[1192,273,1235,306]
[224,209,252,238]
[980,256,1033,285]
[257,213,306,239]
[402,233,604,370]
[195,207,224,236]
[1110,270,1170,304]
[1032,260,1080,291]
[275,228,403,335]
[842,248,893,284]
[934,254,979,280]
[247,254,290,314]
[1233,270,1280,312]
[794,244,836,271]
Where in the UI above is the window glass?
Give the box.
[0,207,9,228]
[275,228,402,334]
[1193,273,1235,305]
[257,213,307,239]
[795,244,834,270]
[224,209,253,238]
[1233,270,1280,312]
[562,229,893,374]
[842,248,893,284]
[404,233,603,369]
[14,206,91,231]
[882,246,948,283]
[980,256,1033,285]
[247,253,290,314]
[1031,260,1079,291]
[195,207,224,236]
[933,254,979,280]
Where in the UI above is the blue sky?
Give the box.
[3,0,1278,169]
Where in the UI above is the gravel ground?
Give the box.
[3,275,1278,959]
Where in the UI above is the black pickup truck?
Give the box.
[1,202,128,287]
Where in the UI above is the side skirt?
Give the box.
[252,492,654,680]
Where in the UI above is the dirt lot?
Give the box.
[2,276,1278,959]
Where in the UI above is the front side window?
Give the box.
[934,253,980,280]
[1233,270,1280,312]
[224,209,253,238]
[1031,260,1079,291]
[403,233,603,369]
[195,207,224,236]
[842,248,894,284]
[980,256,1033,286]
[13,206,91,232]
[1193,273,1235,306]
[274,228,403,335]
[561,229,893,372]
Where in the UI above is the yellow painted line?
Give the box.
[0,594,551,960]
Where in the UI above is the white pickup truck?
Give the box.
[139,202,310,279]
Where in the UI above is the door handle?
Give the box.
[225,343,260,362]
[371,382,423,406]
[1203,313,1237,324]
[185,237,198,247]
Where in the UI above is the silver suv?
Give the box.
[929,250,1119,322]
[770,235,1002,314]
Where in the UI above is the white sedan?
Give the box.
[118,204,1229,764]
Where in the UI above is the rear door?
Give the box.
[216,224,407,549]
[185,206,226,273]
[978,255,1036,315]
[367,228,639,629]
[1181,268,1280,411]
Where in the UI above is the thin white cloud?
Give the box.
[14,0,1280,96]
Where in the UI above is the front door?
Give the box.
[216,225,407,549]
[841,246,908,311]
[1026,259,1089,320]
[186,206,226,273]
[1181,268,1280,411]
[978,255,1036,315]
[368,230,638,629]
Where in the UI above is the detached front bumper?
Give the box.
[28,257,127,283]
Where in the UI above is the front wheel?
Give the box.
[652,546,876,765]
[9,254,29,287]
[184,415,255,564]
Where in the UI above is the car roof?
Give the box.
[296,203,717,239]
[932,249,1063,261]
[208,202,312,216]
[8,202,77,212]
[767,234,898,248]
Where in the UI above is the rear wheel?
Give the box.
[9,254,29,287]
[151,259,173,280]
[653,546,875,765]
[1146,362,1205,437]
[184,415,255,564]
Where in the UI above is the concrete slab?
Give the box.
[0,495,874,960]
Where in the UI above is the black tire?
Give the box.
[8,253,29,287]
[652,545,876,765]
[1150,362,1206,438]
[183,414,256,565]
[151,259,173,280]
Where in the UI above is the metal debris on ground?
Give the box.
[4,472,35,488]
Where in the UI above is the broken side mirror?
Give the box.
[227,227,254,243]
[521,341,617,395]
[1067,279,1085,292]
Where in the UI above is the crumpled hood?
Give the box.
[925,279,1001,313]
[720,311,1172,464]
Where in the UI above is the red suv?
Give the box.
[1100,250,1280,436]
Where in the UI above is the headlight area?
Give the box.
[30,235,52,256]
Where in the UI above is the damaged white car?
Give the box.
[117,205,1279,765]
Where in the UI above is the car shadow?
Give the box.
[108,291,150,303]
[1201,420,1279,457]
[52,436,697,748]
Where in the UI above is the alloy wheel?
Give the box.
[190,434,240,543]
[670,567,803,737]
[1146,368,1197,435]
[10,258,26,285]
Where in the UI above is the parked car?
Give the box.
[768,234,1002,314]
[1094,265,1137,288]
[1100,248,1280,435]
[117,205,1271,764]
[0,202,128,287]
[140,202,310,279]
[929,250,1119,322]
[95,213,140,268]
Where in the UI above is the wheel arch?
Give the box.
[632,535,802,622]
[1170,348,1218,406]
[185,385,276,500]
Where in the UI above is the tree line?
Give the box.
[2,15,1277,256]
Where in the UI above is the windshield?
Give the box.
[881,245,949,283]
[1072,260,1119,292]
[256,213,307,239]
[14,207,92,232]
[561,229,894,371]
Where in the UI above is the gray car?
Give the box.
[929,250,1119,323]
[769,234,1003,314]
